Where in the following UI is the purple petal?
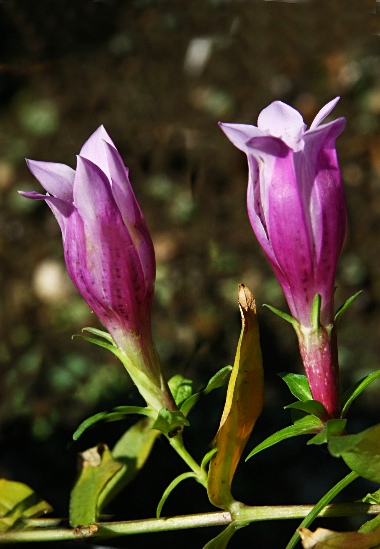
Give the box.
[73,156,121,221]
[18,191,74,235]
[303,121,346,325]
[18,190,48,200]
[219,122,263,153]
[257,101,307,149]
[104,142,141,227]
[309,97,340,130]
[246,135,289,158]
[105,142,156,293]
[78,125,116,179]
[26,160,75,202]
[246,155,297,313]
[72,156,150,336]
[265,153,316,324]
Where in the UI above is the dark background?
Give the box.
[1,1,380,547]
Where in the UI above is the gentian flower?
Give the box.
[20,126,176,414]
[220,98,346,419]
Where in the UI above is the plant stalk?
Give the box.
[1,502,379,543]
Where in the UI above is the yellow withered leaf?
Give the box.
[299,525,380,548]
[208,284,264,510]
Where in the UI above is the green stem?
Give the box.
[169,434,208,488]
[1,501,379,544]
[285,470,360,549]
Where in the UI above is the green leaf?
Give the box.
[362,488,380,505]
[208,285,264,509]
[328,424,380,482]
[246,415,323,460]
[204,366,232,395]
[341,369,380,417]
[307,419,347,445]
[73,407,154,440]
[112,406,154,417]
[310,293,322,331]
[284,400,328,420]
[168,374,193,407]
[0,479,52,533]
[278,373,312,402]
[180,392,201,416]
[152,407,190,437]
[99,417,159,511]
[263,304,298,327]
[201,448,218,470]
[73,335,124,359]
[358,511,380,534]
[69,444,123,527]
[81,327,115,344]
[334,291,363,323]
[156,472,197,518]
[179,366,232,417]
[285,471,359,549]
[73,411,109,440]
[203,523,238,548]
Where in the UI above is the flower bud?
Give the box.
[20,126,175,413]
[220,99,346,418]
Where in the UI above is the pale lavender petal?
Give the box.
[18,191,74,235]
[305,116,346,145]
[18,190,48,200]
[73,156,122,221]
[78,125,116,179]
[309,97,340,130]
[246,135,289,158]
[219,122,263,153]
[257,101,307,149]
[25,160,75,202]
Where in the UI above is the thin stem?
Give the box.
[169,434,208,488]
[1,502,379,544]
[285,470,360,549]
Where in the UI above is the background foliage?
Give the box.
[0,1,379,547]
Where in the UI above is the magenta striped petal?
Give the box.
[220,98,346,329]
[21,126,157,359]
[220,98,346,418]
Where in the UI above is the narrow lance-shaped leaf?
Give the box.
[72,406,154,441]
[203,523,239,549]
[341,368,380,417]
[246,415,323,460]
[208,285,264,509]
[278,372,312,401]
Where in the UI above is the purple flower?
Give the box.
[20,126,175,413]
[220,98,346,418]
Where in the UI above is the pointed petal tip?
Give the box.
[18,190,47,199]
[310,97,341,130]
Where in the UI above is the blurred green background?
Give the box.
[1,1,380,547]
